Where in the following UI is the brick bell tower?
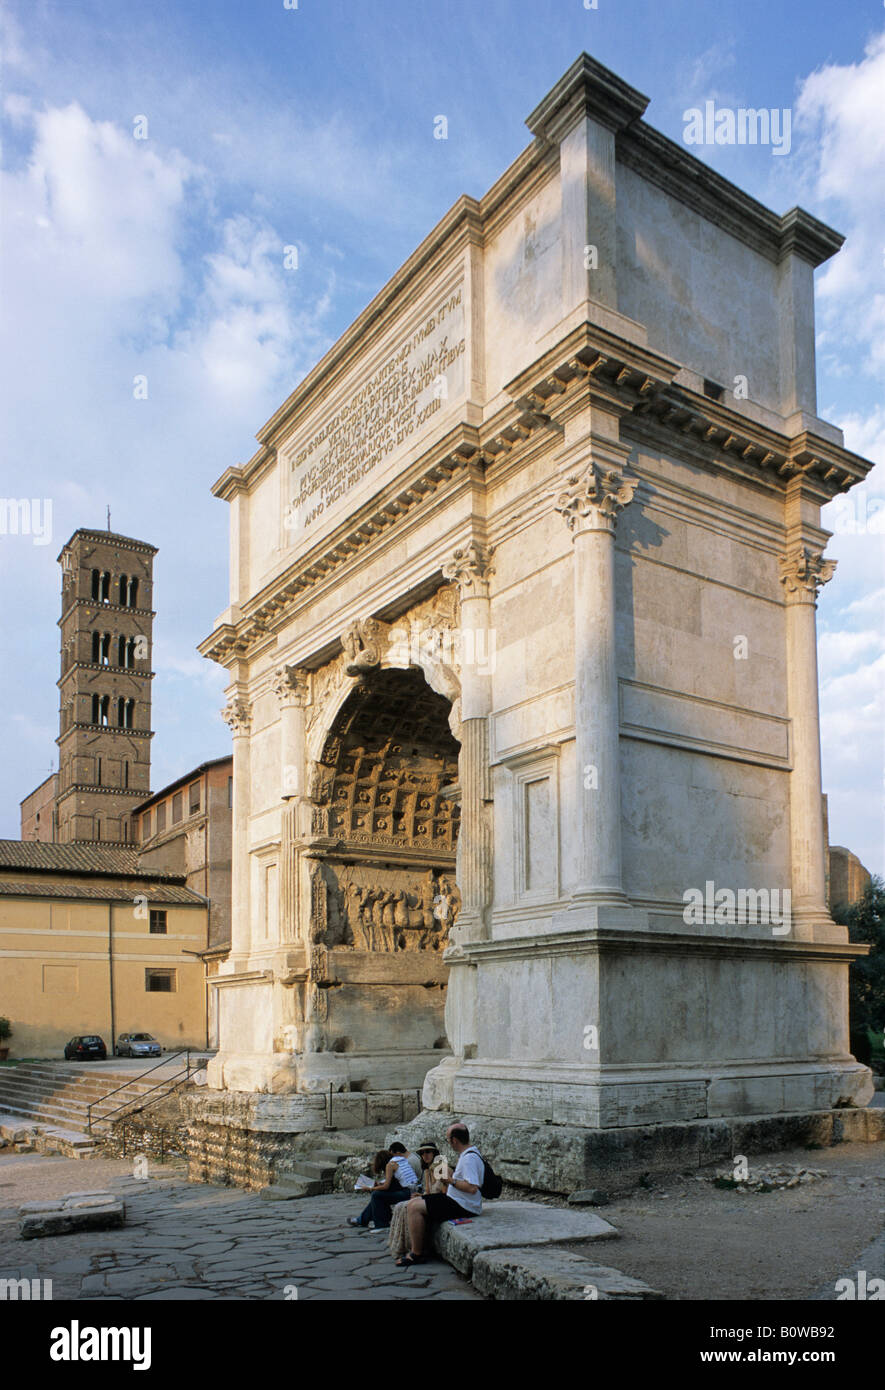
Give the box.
[55,529,157,843]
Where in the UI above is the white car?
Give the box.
[115,1032,163,1058]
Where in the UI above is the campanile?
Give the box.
[55,529,156,842]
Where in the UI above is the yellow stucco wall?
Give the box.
[0,896,207,1057]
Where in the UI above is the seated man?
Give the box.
[397,1122,483,1266]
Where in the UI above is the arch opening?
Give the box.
[304,666,461,1092]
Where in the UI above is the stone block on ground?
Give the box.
[19,1190,125,1239]
[568,1189,610,1206]
[431,1200,618,1275]
[471,1246,663,1301]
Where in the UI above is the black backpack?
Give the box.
[468,1146,503,1199]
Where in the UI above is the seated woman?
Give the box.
[348,1143,419,1229]
[388,1142,451,1259]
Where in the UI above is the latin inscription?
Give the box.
[289,286,465,529]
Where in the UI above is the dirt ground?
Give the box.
[573,1141,885,1300]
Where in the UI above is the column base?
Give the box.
[552,897,650,933]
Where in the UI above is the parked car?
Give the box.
[115,1033,162,1058]
[64,1035,107,1061]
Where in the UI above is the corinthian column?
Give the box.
[441,541,495,944]
[221,696,252,960]
[273,665,311,799]
[779,544,837,940]
[554,462,636,908]
[272,665,310,945]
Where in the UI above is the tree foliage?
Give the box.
[832,876,885,1039]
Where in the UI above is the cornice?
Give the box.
[54,785,152,802]
[526,53,649,140]
[57,531,158,562]
[58,663,155,685]
[58,600,155,627]
[617,123,843,267]
[201,425,483,666]
[56,724,154,741]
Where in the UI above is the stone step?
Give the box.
[290,1159,339,1181]
[0,1071,163,1098]
[0,1101,91,1132]
[0,1113,96,1158]
[258,1176,324,1201]
[306,1149,353,1166]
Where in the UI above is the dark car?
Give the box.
[115,1032,162,1058]
[63,1035,107,1061]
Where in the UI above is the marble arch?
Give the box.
[191,54,876,1191]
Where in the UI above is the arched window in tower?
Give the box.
[125,698,135,729]
[91,693,99,724]
[118,574,128,606]
[91,569,100,599]
[127,637,136,668]
[117,635,125,667]
[92,632,101,662]
[99,572,111,603]
[100,633,110,665]
[123,759,129,788]
[101,694,110,726]
[95,817,101,841]
[128,577,139,608]
[117,696,125,726]
[97,757,102,786]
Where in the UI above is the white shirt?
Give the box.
[447,1146,484,1215]
[391,1155,418,1188]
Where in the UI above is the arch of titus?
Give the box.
[190,55,875,1189]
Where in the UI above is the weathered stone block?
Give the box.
[431,1201,618,1276]
[471,1247,663,1301]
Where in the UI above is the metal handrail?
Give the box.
[86,1050,195,1134]
[88,1063,195,1133]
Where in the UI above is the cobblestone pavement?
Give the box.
[0,1153,482,1301]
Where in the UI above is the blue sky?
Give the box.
[1,0,882,874]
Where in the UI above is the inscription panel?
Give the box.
[284,278,466,539]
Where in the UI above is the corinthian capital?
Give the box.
[778,546,837,603]
[553,464,637,535]
[221,697,252,736]
[442,541,495,598]
[272,664,310,709]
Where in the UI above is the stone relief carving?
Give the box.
[310,863,458,953]
[341,617,390,674]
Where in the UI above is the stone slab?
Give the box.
[431,1201,618,1275]
[471,1246,663,1301]
[20,1203,125,1239]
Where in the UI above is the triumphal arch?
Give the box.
[190,55,874,1189]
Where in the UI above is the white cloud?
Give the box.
[796,34,885,374]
